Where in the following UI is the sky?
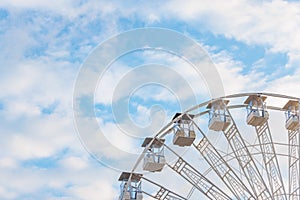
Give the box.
[1,0,300,199]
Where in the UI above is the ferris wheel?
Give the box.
[117,93,300,200]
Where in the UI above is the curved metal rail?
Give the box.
[122,92,300,200]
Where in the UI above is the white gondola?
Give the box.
[172,113,196,147]
[283,100,299,131]
[207,100,231,131]
[245,95,269,126]
[142,138,166,172]
[118,172,143,200]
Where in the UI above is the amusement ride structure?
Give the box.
[118,93,300,200]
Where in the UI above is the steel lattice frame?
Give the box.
[121,93,300,200]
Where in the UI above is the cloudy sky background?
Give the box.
[1,0,300,199]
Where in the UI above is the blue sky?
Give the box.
[1,0,300,199]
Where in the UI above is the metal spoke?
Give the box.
[190,116,255,200]
[168,157,230,200]
[255,121,287,200]
[224,109,272,200]
[141,176,187,200]
[288,130,300,200]
[119,92,300,200]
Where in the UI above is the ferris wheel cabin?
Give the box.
[118,172,143,200]
[207,100,231,131]
[283,100,299,131]
[244,95,269,126]
[142,138,166,172]
[172,113,196,147]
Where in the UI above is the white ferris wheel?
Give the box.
[117,93,300,200]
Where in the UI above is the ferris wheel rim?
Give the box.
[129,91,299,175]
[123,92,300,200]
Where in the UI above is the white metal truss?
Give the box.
[121,92,300,200]
[189,116,256,200]
[169,157,231,200]
[141,176,187,200]
[255,121,287,200]
[224,109,272,200]
[288,129,300,200]
[195,136,255,200]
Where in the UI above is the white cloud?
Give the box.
[67,181,117,200]
[0,157,17,169]
[0,186,16,199]
[159,0,300,74]
[1,115,75,160]
[95,49,210,110]
[211,50,268,94]
[60,156,88,170]
[265,68,300,97]
[0,158,119,199]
